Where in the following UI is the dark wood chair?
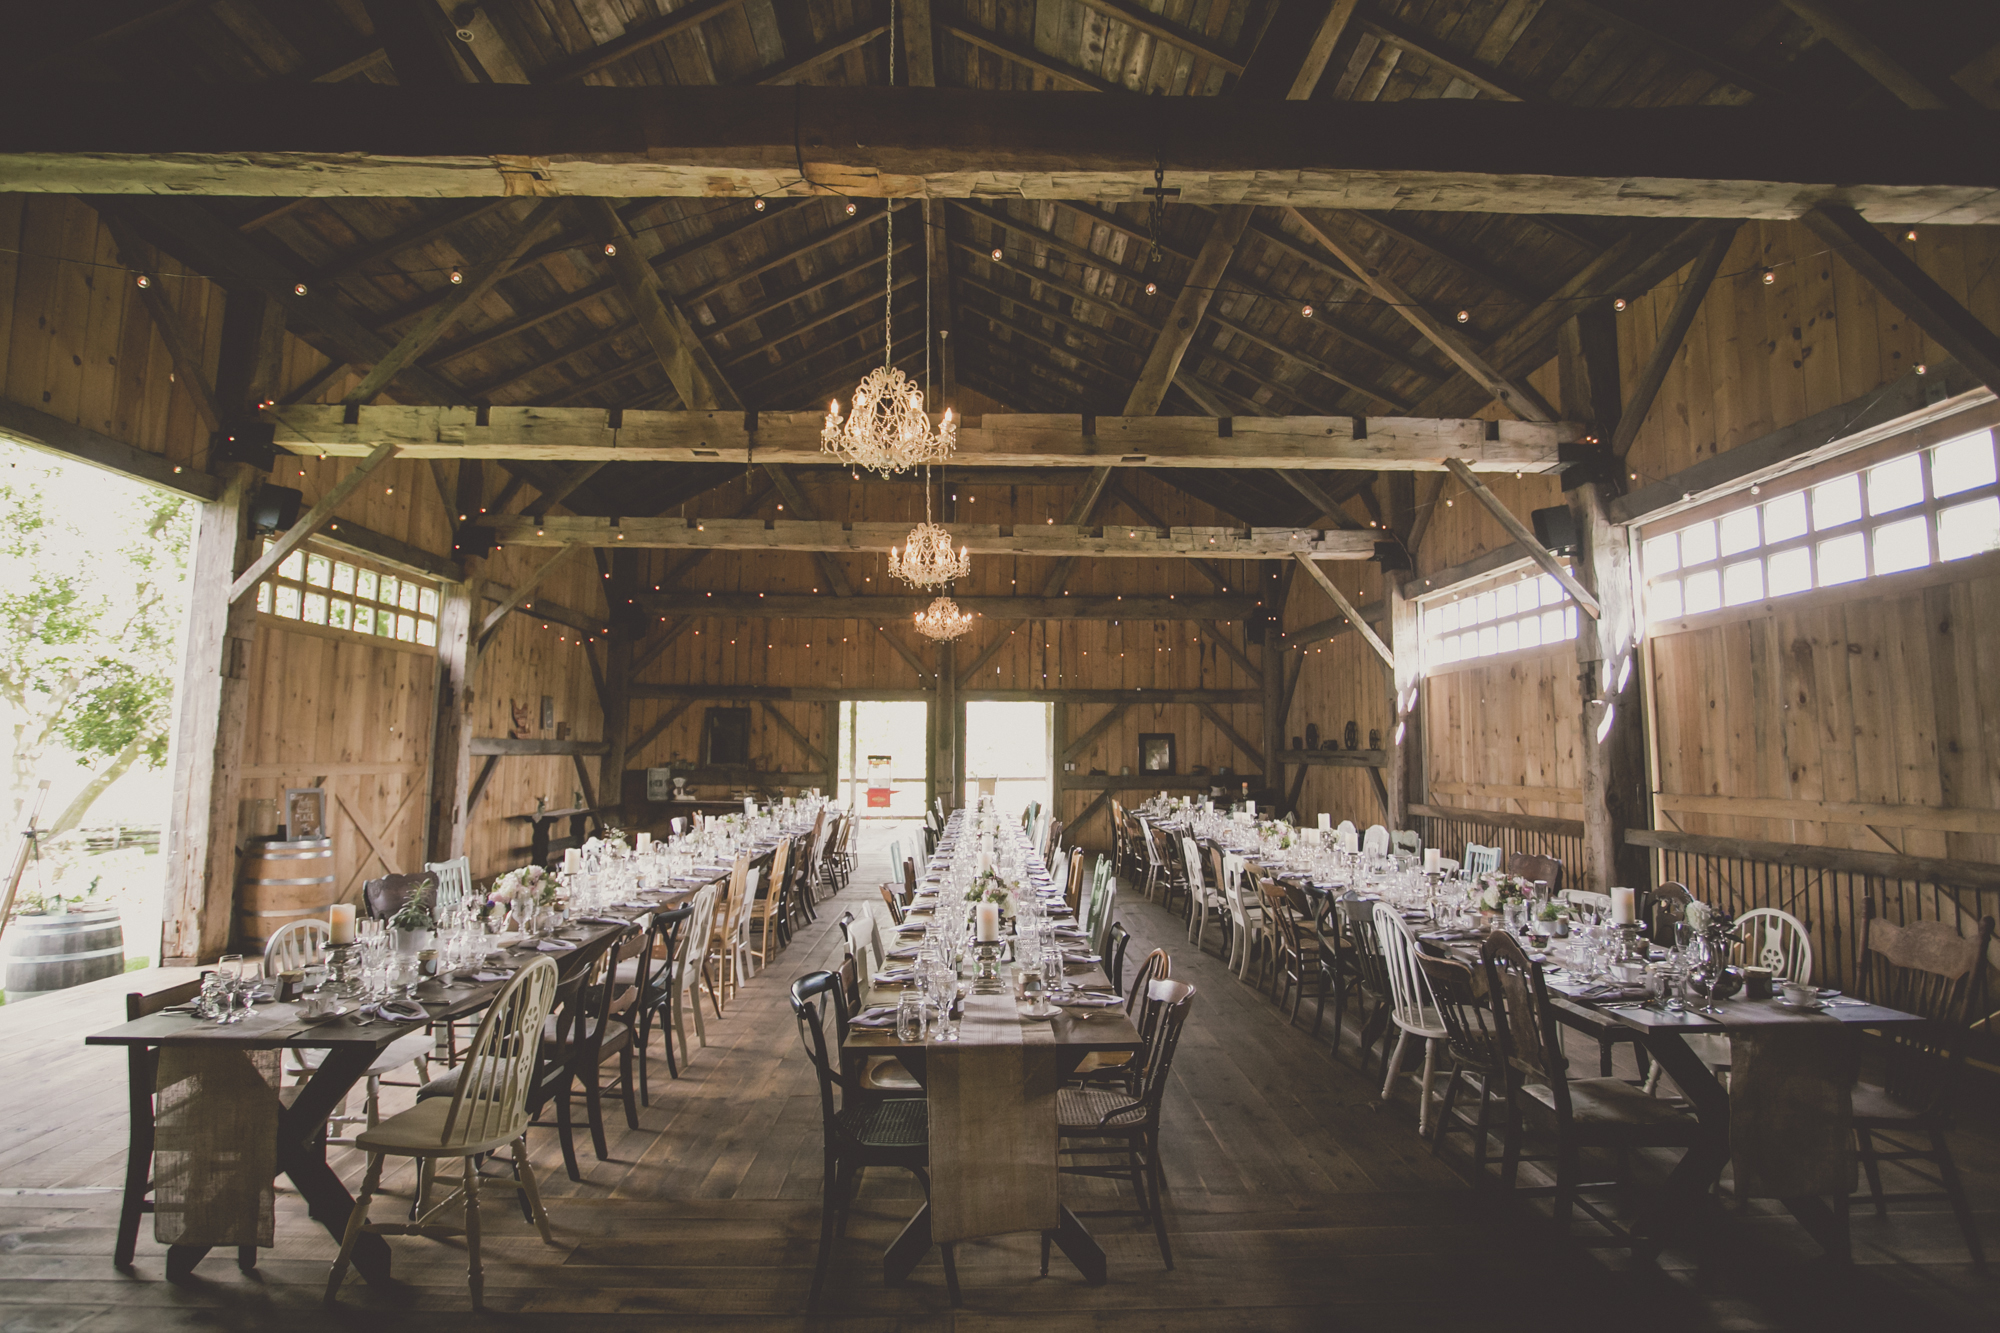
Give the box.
[1334,892,1394,1070]
[1847,899,1994,1268]
[1047,978,1198,1271]
[1268,877,1332,1033]
[1104,921,1133,996]
[567,931,644,1166]
[1416,952,1501,1172]
[1503,851,1563,895]
[1645,881,1693,946]
[616,905,692,1098]
[116,977,259,1273]
[1073,946,1170,1093]
[1481,931,1697,1243]
[790,970,950,1307]
[878,883,905,925]
[362,871,435,921]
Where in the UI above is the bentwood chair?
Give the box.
[1481,931,1696,1245]
[1186,838,1227,951]
[1073,948,1171,1092]
[361,871,436,921]
[1373,903,1450,1134]
[1847,899,1993,1267]
[617,904,692,1096]
[326,957,562,1311]
[1505,851,1563,895]
[558,930,643,1170]
[1416,952,1502,1171]
[1048,979,1197,1270]
[791,971,952,1306]
[1336,893,1394,1072]
[262,919,432,1139]
[1267,877,1332,1030]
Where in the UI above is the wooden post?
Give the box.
[159,290,284,964]
[1260,560,1286,795]
[930,641,958,813]
[427,571,483,862]
[1051,702,1067,842]
[822,700,840,801]
[598,549,638,820]
[1385,571,1423,832]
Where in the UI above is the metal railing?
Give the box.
[1411,802,1584,886]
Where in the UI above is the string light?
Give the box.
[845,202,858,216]
[1455,309,1470,323]
[1760,267,1776,285]
[449,269,464,285]
[134,274,150,289]
[1904,229,1918,242]
[992,248,1004,261]
[603,242,617,256]
[1612,297,1627,312]
[1300,303,1314,319]
[753,199,766,212]
[1145,281,1158,296]
[293,283,308,296]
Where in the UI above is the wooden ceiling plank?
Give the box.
[1541,0,1792,100]
[549,354,667,407]
[1775,0,1952,109]
[708,242,917,341]
[101,214,223,433]
[677,211,880,309]
[634,592,1259,621]
[1205,307,1407,411]
[462,316,637,401]
[747,24,890,86]
[781,336,924,410]
[1069,0,1246,74]
[1041,466,1116,596]
[939,22,1123,92]
[1276,469,1369,531]
[1126,207,1255,415]
[1355,12,1537,101]
[542,0,752,83]
[720,275,919,371]
[427,279,617,366]
[314,198,514,285]
[1342,210,1542,306]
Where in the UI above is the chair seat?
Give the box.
[1852,1082,1929,1125]
[1056,1085,1147,1131]
[354,1093,523,1158]
[1525,1077,1698,1135]
[1391,1008,1449,1040]
[859,1056,922,1092]
[835,1097,927,1149]
[1070,1049,1134,1075]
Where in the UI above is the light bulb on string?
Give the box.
[753,198,766,212]
[1456,309,1470,323]
[602,242,616,256]
[1300,303,1314,319]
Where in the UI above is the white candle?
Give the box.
[743,796,757,817]
[976,901,1000,943]
[328,902,355,945]
[1424,848,1441,873]
[1245,800,1256,816]
[1318,813,1331,830]
[1611,886,1636,925]
[564,848,582,876]
[636,831,651,852]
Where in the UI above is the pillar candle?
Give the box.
[976,901,1001,943]
[636,831,651,853]
[1610,886,1636,925]
[743,796,757,817]
[328,902,355,945]
[1424,848,1441,873]
[564,847,582,874]
[1245,800,1256,816]
[1317,813,1331,830]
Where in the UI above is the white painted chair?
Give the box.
[1363,824,1390,857]
[1391,829,1421,857]
[1735,906,1813,983]
[1463,843,1501,876]
[1560,887,1615,922]
[1135,816,1167,899]
[731,866,761,984]
[1185,836,1227,950]
[674,884,718,1057]
[324,957,561,1311]
[1336,820,1356,844]
[264,919,432,1138]
[1373,902,1450,1135]
[1220,853,1266,981]
[424,856,473,910]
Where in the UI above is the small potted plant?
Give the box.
[388,880,437,955]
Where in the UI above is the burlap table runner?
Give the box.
[925,989,1061,1244]
[153,1042,283,1247]
[1726,1005,1857,1199]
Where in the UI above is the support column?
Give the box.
[159,290,283,964]
[598,549,638,820]
[427,570,484,862]
[931,641,957,813]
[1259,560,1286,796]
[821,700,840,801]
[1385,571,1423,831]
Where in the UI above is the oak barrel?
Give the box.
[236,837,337,950]
[2,907,125,1002]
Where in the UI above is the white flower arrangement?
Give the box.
[1478,874,1533,911]
[1684,900,1710,932]
[489,864,556,910]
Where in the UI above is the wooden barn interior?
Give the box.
[1,0,1999,1328]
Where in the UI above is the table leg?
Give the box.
[1781,1196,1851,1262]
[883,1202,932,1285]
[279,1045,394,1283]
[1042,1204,1109,1284]
[164,1244,209,1283]
[1633,1031,1730,1243]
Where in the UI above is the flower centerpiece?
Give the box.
[487,864,554,931]
[1477,873,1533,913]
[388,879,436,954]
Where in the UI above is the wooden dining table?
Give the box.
[85,876,716,1283]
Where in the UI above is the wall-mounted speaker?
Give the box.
[250,484,302,535]
[1531,505,1580,558]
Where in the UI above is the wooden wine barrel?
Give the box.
[236,837,337,951]
[2,907,125,1003]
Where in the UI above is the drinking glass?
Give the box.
[895,990,925,1043]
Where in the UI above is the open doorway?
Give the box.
[964,701,1052,826]
[835,699,930,820]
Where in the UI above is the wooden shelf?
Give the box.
[1282,749,1387,768]
[470,737,610,756]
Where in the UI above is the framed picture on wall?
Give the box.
[284,786,327,841]
[1138,733,1176,775]
[703,706,753,766]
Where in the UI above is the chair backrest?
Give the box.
[1128,980,1197,1118]
[1373,902,1435,1030]
[1505,851,1562,894]
[263,917,330,975]
[887,840,902,882]
[1337,893,1389,991]
[362,870,435,921]
[1480,929,1571,1122]
[766,837,793,912]
[1734,906,1813,984]
[1091,883,1120,959]
[424,856,473,907]
[1335,820,1355,841]
[903,856,919,899]
[636,905,693,1008]
[1559,887,1614,922]
[1858,902,1992,1112]
[879,883,905,924]
[1126,947,1171,1014]
[715,852,754,942]
[1083,855,1111,936]
[1391,829,1422,856]
[1180,836,1209,897]
[1647,881,1693,942]
[1064,846,1086,913]
[733,868,761,945]
[1105,921,1132,994]
[680,885,718,1000]
[127,977,204,1021]
[1462,843,1501,876]
[436,956,561,1149]
[791,970,856,1127]
[1417,952,1493,1067]
[1362,824,1389,856]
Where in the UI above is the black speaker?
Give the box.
[250,484,302,535]
[1531,505,1580,557]
[211,421,277,470]
[455,524,496,559]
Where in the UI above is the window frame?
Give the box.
[1416,557,1580,677]
[254,539,439,651]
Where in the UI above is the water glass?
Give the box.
[895,989,925,1043]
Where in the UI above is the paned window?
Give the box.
[1421,566,1578,668]
[1643,428,2000,621]
[257,542,438,647]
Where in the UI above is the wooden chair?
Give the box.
[560,930,643,1167]
[670,884,719,1062]
[1504,851,1562,894]
[710,855,757,1007]
[325,957,562,1310]
[361,871,435,921]
[1089,881,1121,963]
[1153,824,1190,916]
[878,883,906,925]
[1063,845,1086,916]
[616,904,692,1097]
[1373,903,1450,1134]
[1847,900,1993,1268]
[1481,931,1697,1244]
[1735,906,1813,982]
[262,919,430,1139]
[116,976,251,1273]
[1108,798,1130,878]
[423,856,473,907]
[902,854,920,901]
[749,837,793,972]
[1335,893,1394,1071]
[1462,843,1501,877]
[1104,921,1133,996]
[1048,979,1197,1271]
[1417,951,1502,1171]
[831,952,924,1098]
[1134,817,1167,900]
[1219,851,1264,981]
[790,971,951,1306]
[1073,947,1170,1091]
[1270,878,1333,1031]
[1184,836,1227,950]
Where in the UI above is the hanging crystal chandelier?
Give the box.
[913,595,976,642]
[820,194,955,475]
[888,477,970,591]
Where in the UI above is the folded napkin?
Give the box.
[533,939,578,953]
[897,925,929,937]
[457,970,512,983]
[692,865,732,876]
[886,945,920,959]
[850,1006,901,1029]
[1055,991,1124,1009]
[1062,951,1103,964]
[869,968,916,985]
[362,999,430,1023]
[576,915,629,925]
[1052,926,1088,939]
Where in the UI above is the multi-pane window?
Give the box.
[1643,427,2000,621]
[1422,568,1578,667]
[255,543,438,646]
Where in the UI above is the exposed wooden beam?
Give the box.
[761,463,854,596]
[468,737,609,757]
[1202,621,1264,684]
[1284,208,1559,422]
[902,0,938,88]
[1775,0,1952,109]
[759,700,827,767]
[627,697,697,763]
[34,89,2000,224]
[1274,469,1370,531]
[1072,0,1246,73]
[708,244,913,341]
[938,23,1121,93]
[1439,458,1601,619]
[314,199,514,286]
[1292,553,1393,668]
[953,626,1012,687]
[633,592,1259,621]
[1802,205,2000,399]
[1206,307,1408,410]
[625,684,1256,704]
[1062,701,1135,765]
[542,0,753,83]
[0,397,218,500]
[746,24,888,86]
[583,198,740,411]
[100,215,222,433]
[958,241,1162,336]
[227,442,400,603]
[1342,210,1541,307]
[1197,703,1266,774]
[1042,467,1117,596]
[477,541,582,645]
[1127,207,1255,416]
[268,404,1578,468]
[1104,479,1234,592]
[1355,12,1539,101]
[1608,227,1735,460]
[343,198,569,405]
[430,278,616,368]
[524,462,609,515]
